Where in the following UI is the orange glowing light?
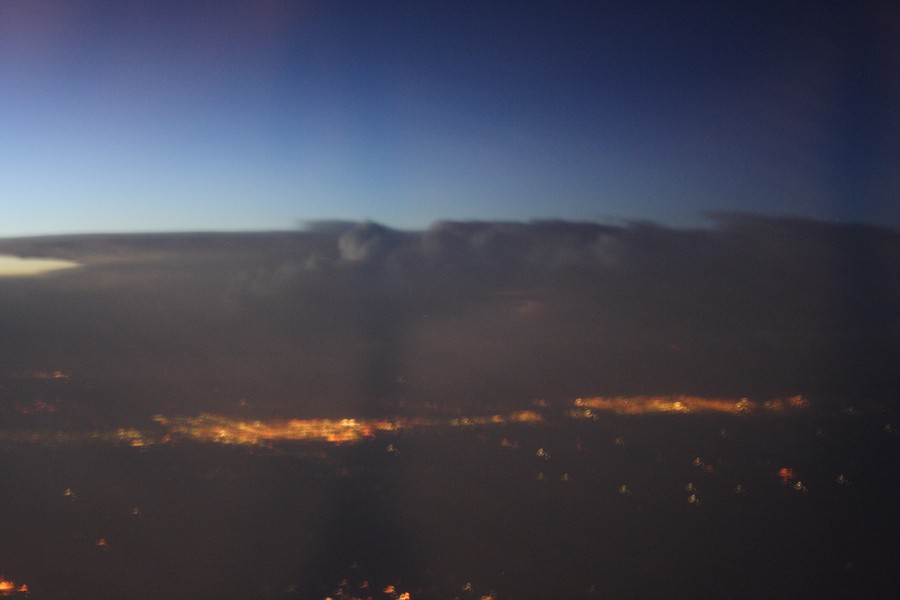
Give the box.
[572,395,809,415]
[0,577,27,597]
[779,467,796,484]
[151,409,548,447]
[507,410,543,422]
[0,392,818,450]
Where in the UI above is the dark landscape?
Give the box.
[1,217,899,599]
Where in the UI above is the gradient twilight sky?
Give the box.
[1,0,897,236]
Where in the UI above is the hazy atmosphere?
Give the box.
[2,216,898,419]
[2,2,899,599]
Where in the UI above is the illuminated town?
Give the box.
[0,577,27,597]
[0,395,817,449]
[567,394,810,417]
[0,367,895,599]
[149,410,538,446]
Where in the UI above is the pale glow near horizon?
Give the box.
[0,255,81,277]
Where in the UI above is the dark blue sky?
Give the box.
[1,0,897,235]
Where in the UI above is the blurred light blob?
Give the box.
[0,576,28,596]
[0,254,80,276]
[779,467,796,484]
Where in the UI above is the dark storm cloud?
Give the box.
[0,216,897,422]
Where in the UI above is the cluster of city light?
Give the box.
[152,410,544,446]
[154,414,397,445]
[322,577,498,600]
[568,394,808,417]
[0,576,27,596]
[0,392,815,449]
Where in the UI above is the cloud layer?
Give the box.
[1,215,897,421]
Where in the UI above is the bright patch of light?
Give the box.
[0,254,81,276]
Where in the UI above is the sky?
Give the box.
[1,0,898,236]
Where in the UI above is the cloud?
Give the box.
[0,216,897,422]
[337,221,408,264]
